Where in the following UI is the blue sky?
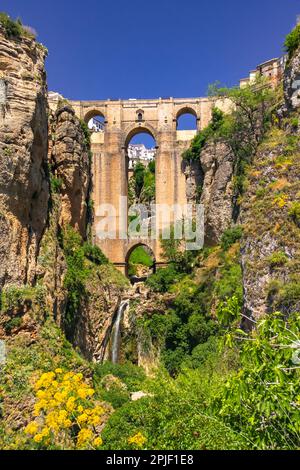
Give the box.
[1,0,299,102]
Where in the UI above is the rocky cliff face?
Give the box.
[200,141,234,245]
[0,25,49,288]
[283,49,300,112]
[48,105,91,238]
[240,46,300,319]
[0,26,127,360]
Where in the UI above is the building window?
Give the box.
[137,112,143,122]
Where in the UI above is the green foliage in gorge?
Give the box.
[101,361,246,450]
[216,313,300,449]
[62,226,108,336]
[182,107,225,162]
[129,161,156,205]
[127,246,154,277]
[221,226,243,251]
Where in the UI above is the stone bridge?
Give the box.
[67,96,226,274]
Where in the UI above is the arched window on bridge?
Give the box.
[85,112,106,133]
[137,111,144,122]
[176,109,198,131]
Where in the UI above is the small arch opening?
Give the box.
[84,111,106,132]
[137,112,144,122]
[176,108,198,130]
[126,244,156,281]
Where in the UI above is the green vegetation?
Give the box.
[50,176,62,194]
[0,318,90,449]
[129,161,155,204]
[289,201,300,226]
[183,78,280,200]
[284,24,300,59]
[0,284,46,313]
[217,313,300,449]
[267,251,288,268]
[0,13,23,39]
[128,246,153,277]
[145,238,242,375]
[221,226,243,251]
[62,226,108,336]
[182,107,224,162]
[79,120,91,148]
[0,13,36,40]
[101,360,246,450]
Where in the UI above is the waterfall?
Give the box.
[111,300,129,364]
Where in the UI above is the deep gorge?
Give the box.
[0,12,299,451]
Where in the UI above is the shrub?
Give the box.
[288,201,300,226]
[216,295,241,326]
[62,228,89,335]
[0,285,46,313]
[24,369,108,449]
[217,313,300,449]
[83,243,108,265]
[0,13,23,39]
[94,362,145,392]
[284,24,300,59]
[50,176,62,194]
[146,265,180,293]
[267,251,288,268]
[101,368,246,450]
[79,120,91,148]
[221,226,243,251]
[182,108,224,162]
[4,317,23,334]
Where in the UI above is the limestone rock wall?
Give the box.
[240,47,300,319]
[200,141,234,244]
[48,105,90,238]
[0,25,49,288]
[283,46,300,112]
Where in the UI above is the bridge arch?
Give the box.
[175,106,199,131]
[176,106,198,120]
[125,242,156,279]
[124,123,158,149]
[83,109,106,124]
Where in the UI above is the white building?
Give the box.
[128,144,156,169]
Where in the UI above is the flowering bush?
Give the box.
[128,432,147,448]
[24,369,108,449]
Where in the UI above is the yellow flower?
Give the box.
[77,388,88,399]
[77,405,84,413]
[36,390,46,399]
[55,368,63,374]
[77,428,93,448]
[128,432,147,447]
[93,437,103,448]
[40,427,50,438]
[25,421,39,435]
[73,373,83,382]
[66,396,76,411]
[89,415,101,426]
[33,433,43,443]
[77,413,88,425]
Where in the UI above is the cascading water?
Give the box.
[111,299,129,364]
